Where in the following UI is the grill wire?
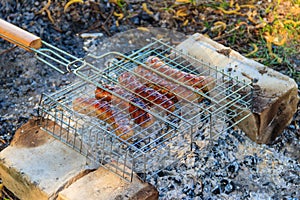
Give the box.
[38,39,253,182]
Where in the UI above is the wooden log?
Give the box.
[0,118,91,200]
[176,33,299,144]
[57,164,159,200]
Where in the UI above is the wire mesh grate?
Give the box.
[38,39,252,182]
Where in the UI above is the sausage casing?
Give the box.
[144,82,178,103]
[73,97,134,140]
[146,56,215,92]
[95,85,155,128]
[118,72,175,112]
[134,65,203,103]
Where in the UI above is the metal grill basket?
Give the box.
[38,39,253,182]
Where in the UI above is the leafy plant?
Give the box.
[109,0,126,9]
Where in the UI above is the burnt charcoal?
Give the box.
[178,163,187,172]
[191,142,200,151]
[227,161,239,178]
[203,156,209,163]
[165,165,174,171]
[182,185,193,194]
[243,155,258,169]
[172,175,182,184]
[140,11,152,21]
[212,185,221,195]
[157,170,174,177]
[210,160,221,171]
[157,170,165,177]
[194,182,203,196]
[281,170,300,185]
[168,183,175,190]
[196,169,205,179]
[199,133,206,140]
[230,130,246,143]
[288,124,296,131]
[220,179,235,194]
[217,137,227,146]
[224,182,235,194]
[17,116,29,124]
[61,23,71,32]
[137,172,146,180]
[220,179,228,188]
[202,180,212,193]
[186,188,195,198]
[159,187,167,194]
[262,181,274,187]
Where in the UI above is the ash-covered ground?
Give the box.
[0,1,299,199]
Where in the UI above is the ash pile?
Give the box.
[148,129,300,199]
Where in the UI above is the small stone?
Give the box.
[130,16,140,25]
[153,12,160,21]
[80,32,104,39]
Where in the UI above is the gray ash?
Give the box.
[145,130,300,199]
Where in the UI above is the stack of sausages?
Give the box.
[72,56,215,140]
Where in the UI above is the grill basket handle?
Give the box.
[0,19,42,51]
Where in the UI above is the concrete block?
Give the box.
[176,33,299,144]
[0,118,91,200]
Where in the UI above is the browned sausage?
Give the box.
[129,96,155,128]
[134,65,204,103]
[95,85,155,128]
[144,82,178,103]
[72,97,134,140]
[118,72,175,112]
[146,56,215,92]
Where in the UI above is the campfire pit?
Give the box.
[0,19,298,199]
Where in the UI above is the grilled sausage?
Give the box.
[144,82,178,103]
[73,97,134,140]
[95,85,132,111]
[134,65,203,103]
[118,72,176,113]
[146,56,215,92]
[95,85,155,128]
